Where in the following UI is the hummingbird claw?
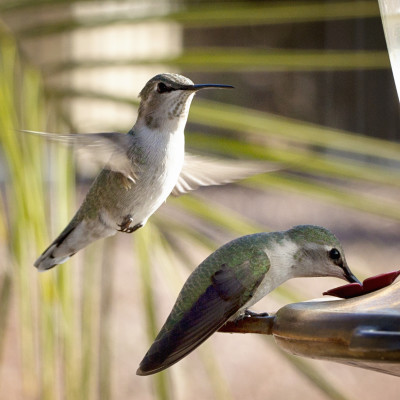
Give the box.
[117,216,143,233]
[244,309,269,318]
[233,309,269,324]
[121,176,133,190]
[117,215,133,232]
[125,223,143,233]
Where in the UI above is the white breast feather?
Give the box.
[242,239,299,310]
[131,125,185,222]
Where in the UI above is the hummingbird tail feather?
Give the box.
[34,224,77,271]
[137,265,246,375]
[34,218,117,271]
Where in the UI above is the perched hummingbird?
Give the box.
[30,73,272,271]
[137,225,360,376]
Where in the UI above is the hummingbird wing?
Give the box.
[172,153,279,196]
[137,255,268,376]
[21,130,137,182]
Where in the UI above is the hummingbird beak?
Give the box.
[186,84,234,91]
[342,263,361,284]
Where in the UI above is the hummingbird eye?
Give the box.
[329,248,341,260]
[157,82,172,93]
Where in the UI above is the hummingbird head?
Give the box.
[136,73,233,130]
[286,225,360,284]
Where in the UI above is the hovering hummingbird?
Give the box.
[29,73,273,271]
[137,225,360,376]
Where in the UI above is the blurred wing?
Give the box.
[137,262,266,376]
[22,130,136,182]
[172,153,279,196]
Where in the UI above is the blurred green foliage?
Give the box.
[0,2,398,400]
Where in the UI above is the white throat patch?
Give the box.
[242,239,299,309]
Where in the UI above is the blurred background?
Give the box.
[1,0,400,399]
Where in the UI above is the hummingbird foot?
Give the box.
[121,176,133,190]
[232,309,269,324]
[117,216,143,233]
[243,309,269,318]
